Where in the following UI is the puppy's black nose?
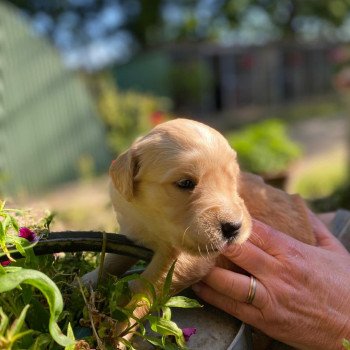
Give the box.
[221,222,242,240]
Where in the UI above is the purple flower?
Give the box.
[1,260,11,267]
[182,327,196,342]
[19,227,38,242]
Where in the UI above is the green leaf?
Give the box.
[2,215,11,233]
[0,220,11,261]
[29,333,52,350]
[148,315,187,349]
[175,334,186,349]
[130,293,151,310]
[143,335,164,348]
[0,268,74,347]
[165,296,202,309]
[11,236,28,257]
[21,285,33,305]
[25,298,50,333]
[343,339,350,350]
[0,219,15,262]
[7,304,30,338]
[161,307,171,321]
[0,307,9,335]
[64,323,76,350]
[143,335,180,350]
[148,316,182,338]
[10,329,33,344]
[139,276,157,303]
[1,239,38,262]
[115,273,142,285]
[114,273,157,306]
[118,337,137,350]
[0,219,5,242]
[9,216,19,233]
[162,260,177,300]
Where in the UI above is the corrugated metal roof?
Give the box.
[0,1,111,196]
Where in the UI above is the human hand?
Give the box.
[192,213,350,350]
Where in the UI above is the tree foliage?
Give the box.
[6,0,350,52]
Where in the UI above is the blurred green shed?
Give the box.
[0,1,111,196]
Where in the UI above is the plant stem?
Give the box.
[76,277,105,350]
[97,232,107,287]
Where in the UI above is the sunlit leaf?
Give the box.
[7,304,30,338]
[343,339,350,350]
[161,306,171,320]
[0,268,74,347]
[162,260,177,300]
[64,323,76,350]
[119,337,137,350]
[148,316,182,338]
[165,296,202,309]
[0,307,9,335]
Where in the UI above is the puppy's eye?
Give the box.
[176,179,196,190]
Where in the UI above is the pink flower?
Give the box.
[182,327,196,342]
[19,227,38,242]
[1,228,38,266]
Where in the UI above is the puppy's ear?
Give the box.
[109,149,138,201]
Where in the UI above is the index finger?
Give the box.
[248,219,299,256]
[223,231,278,277]
[223,219,301,276]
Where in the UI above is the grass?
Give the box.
[288,147,348,199]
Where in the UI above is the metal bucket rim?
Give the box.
[226,322,248,350]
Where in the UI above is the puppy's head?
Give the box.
[110,119,251,255]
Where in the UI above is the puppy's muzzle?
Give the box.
[220,221,242,241]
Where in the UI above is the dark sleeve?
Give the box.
[330,209,350,252]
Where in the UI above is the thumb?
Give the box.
[309,211,348,255]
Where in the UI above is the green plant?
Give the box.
[0,201,75,349]
[0,268,74,348]
[289,148,348,200]
[170,60,213,109]
[78,261,201,349]
[343,339,350,350]
[0,200,201,349]
[88,72,172,155]
[226,119,302,176]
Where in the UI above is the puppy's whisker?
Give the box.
[205,244,210,260]
[209,242,214,252]
[197,244,205,260]
[181,226,191,246]
[196,206,221,219]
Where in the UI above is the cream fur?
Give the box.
[83,118,315,346]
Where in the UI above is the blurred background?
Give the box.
[0,0,349,231]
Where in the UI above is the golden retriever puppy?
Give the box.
[83,118,315,343]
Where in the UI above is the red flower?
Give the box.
[150,111,166,126]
